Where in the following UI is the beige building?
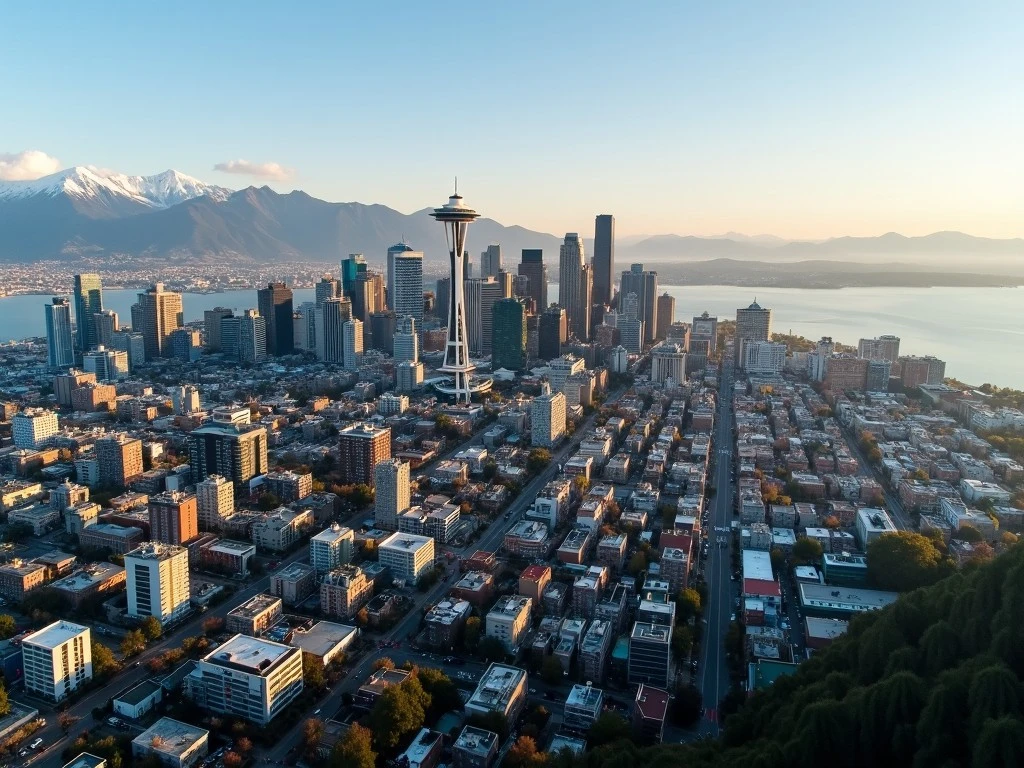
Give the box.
[486,595,533,652]
[378,532,435,583]
[251,508,313,552]
[320,565,373,619]
[132,718,209,768]
[125,542,191,625]
[269,563,317,605]
[0,558,48,602]
[226,594,283,637]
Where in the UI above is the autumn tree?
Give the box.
[301,718,325,759]
[675,587,703,623]
[303,652,327,690]
[329,723,376,768]
[120,629,147,658]
[505,736,547,768]
[0,614,16,639]
[627,551,647,576]
[369,676,431,750]
[0,681,9,717]
[140,615,163,641]
[372,657,395,671]
[416,667,462,720]
[526,449,552,474]
[463,616,481,650]
[866,532,952,592]
[92,641,121,677]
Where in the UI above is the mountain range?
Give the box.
[2,166,1022,278]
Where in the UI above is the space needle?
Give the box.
[431,187,492,403]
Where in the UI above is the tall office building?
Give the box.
[110,330,145,371]
[341,253,366,298]
[149,491,199,546]
[539,306,567,361]
[196,474,234,530]
[257,282,294,356]
[559,233,588,340]
[465,277,503,355]
[22,621,92,702]
[294,304,315,352]
[393,249,425,322]
[691,312,718,355]
[95,434,144,488]
[492,298,528,371]
[434,278,451,323]
[73,273,104,351]
[735,300,773,367]
[480,244,502,278]
[858,335,901,363]
[220,314,241,360]
[204,307,233,351]
[387,242,413,308]
[650,343,687,384]
[618,294,645,354]
[342,319,363,370]
[394,316,419,363]
[134,283,183,361]
[532,384,567,447]
[188,424,269,486]
[45,298,75,368]
[338,423,391,486]
[82,346,128,381]
[518,249,548,311]
[656,293,675,340]
[92,309,119,348]
[592,215,615,306]
[369,311,397,355]
[374,459,411,530]
[620,264,658,343]
[315,275,341,306]
[314,298,347,364]
[238,309,267,363]
[125,542,191,625]
[578,264,593,341]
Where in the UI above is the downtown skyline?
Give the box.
[2,3,1022,240]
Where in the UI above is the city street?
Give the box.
[697,363,736,736]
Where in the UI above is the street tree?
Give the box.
[505,736,546,768]
[0,614,15,639]
[329,723,376,768]
[793,536,824,565]
[140,616,163,641]
[541,656,564,685]
[120,629,147,658]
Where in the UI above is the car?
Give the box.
[313,709,321,716]
[29,740,43,750]
[730,613,736,622]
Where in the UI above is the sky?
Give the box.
[2,1,1022,239]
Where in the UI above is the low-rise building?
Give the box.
[0,559,48,602]
[502,520,550,558]
[632,684,670,743]
[518,565,550,604]
[465,663,528,722]
[269,563,317,605]
[132,718,209,768]
[320,565,373,619]
[450,571,494,607]
[49,563,125,608]
[226,594,283,637]
[251,508,314,552]
[563,683,603,732]
[7,503,61,535]
[79,523,144,555]
[854,507,897,548]
[198,539,255,576]
[424,598,472,649]
[288,621,358,666]
[452,726,499,768]
[486,595,532,651]
[114,679,164,720]
[378,532,435,583]
[353,667,411,711]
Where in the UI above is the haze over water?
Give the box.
[2,285,1022,389]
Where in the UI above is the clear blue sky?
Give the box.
[3,1,1022,238]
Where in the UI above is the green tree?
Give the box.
[0,614,16,639]
[669,685,703,729]
[676,587,703,623]
[627,550,647,576]
[587,711,631,748]
[139,615,163,641]
[866,532,951,592]
[770,546,787,572]
[329,723,376,768]
[416,667,462,719]
[463,616,481,650]
[482,460,498,481]
[672,625,694,659]
[303,652,326,690]
[952,525,984,543]
[973,715,1024,768]
[120,629,147,658]
[526,448,552,474]
[793,535,824,565]
[478,636,507,662]
[505,736,546,768]
[91,641,121,677]
[369,676,431,750]
[541,655,564,685]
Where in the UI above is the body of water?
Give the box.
[2,285,1023,388]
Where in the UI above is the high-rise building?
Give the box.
[559,233,590,341]
[858,335,901,363]
[628,622,672,688]
[341,253,367,298]
[92,309,119,347]
[204,308,234,351]
[134,283,183,361]
[238,309,267,363]
[95,434,144,488]
[464,277,503,355]
[188,424,269,486]
[650,343,687,384]
[432,191,491,402]
[338,423,391,485]
[314,298,347,364]
[125,542,191,625]
[655,293,675,340]
[352,271,385,323]
[480,244,502,278]
[196,475,234,530]
[492,298,528,371]
[343,319,363,370]
[169,327,202,362]
[592,215,615,306]
[518,249,548,311]
[394,316,419,363]
[387,242,413,308]
[618,293,645,354]
[396,361,425,393]
[12,408,59,449]
[393,249,425,322]
[22,620,92,701]
[257,282,294,356]
[45,298,75,368]
[149,491,199,546]
[434,278,451,323]
[691,312,718,355]
[539,305,567,361]
[743,341,788,376]
[824,354,869,391]
[73,274,104,351]
[369,311,397,355]
[532,384,567,447]
[310,524,355,573]
[866,359,892,391]
[83,344,128,382]
[110,330,146,371]
[620,264,658,343]
[735,300,772,367]
[315,275,341,305]
[374,459,411,530]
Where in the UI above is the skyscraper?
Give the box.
[369,311,397,355]
[858,335,901,363]
[343,319,363,370]
[481,244,502,278]
[204,307,234,351]
[315,275,341,305]
[374,459,411,530]
[539,306,567,361]
[394,315,419,363]
[620,264,658,344]
[691,312,719,355]
[618,293,645,354]
[592,215,615,306]
[578,263,593,341]
[188,424,269,486]
[238,309,267,363]
[257,282,294,356]
[351,271,384,323]
[45,298,75,368]
[735,300,773,367]
[393,249,424,322]
[492,298,528,371]
[92,310,119,347]
[559,233,587,341]
[338,423,391,486]
[341,253,367,297]
[432,191,490,403]
[434,278,451,323]
[314,298,347,364]
[518,250,548,310]
[656,293,675,340]
[73,274,104,351]
[386,242,413,308]
[135,283,183,361]
[465,277,503,355]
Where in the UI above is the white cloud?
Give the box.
[0,149,62,181]
[213,159,294,181]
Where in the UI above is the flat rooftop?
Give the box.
[51,563,124,592]
[804,616,850,641]
[24,620,88,649]
[798,583,898,613]
[311,525,353,544]
[743,549,774,581]
[468,663,526,712]
[380,532,434,551]
[115,679,163,707]
[206,539,255,554]
[276,562,315,581]
[288,621,358,657]
[228,594,282,619]
[566,683,603,710]
[634,683,670,721]
[454,726,498,757]
[630,622,671,644]
[203,633,296,675]
[125,542,186,561]
[62,755,105,768]
[132,717,208,759]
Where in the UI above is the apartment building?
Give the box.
[485,596,532,652]
[23,620,92,701]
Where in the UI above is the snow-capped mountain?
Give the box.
[0,166,233,209]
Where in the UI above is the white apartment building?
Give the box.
[378,393,409,415]
[196,474,234,530]
[374,459,411,530]
[12,408,59,449]
[251,508,313,552]
[650,343,687,385]
[465,663,528,722]
[378,532,435,583]
[22,620,92,701]
[532,386,567,447]
[743,341,787,375]
[190,634,303,725]
[309,524,354,573]
[125,542,191,625]
[486,595,533,652]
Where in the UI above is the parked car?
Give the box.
[29,739,43,750]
